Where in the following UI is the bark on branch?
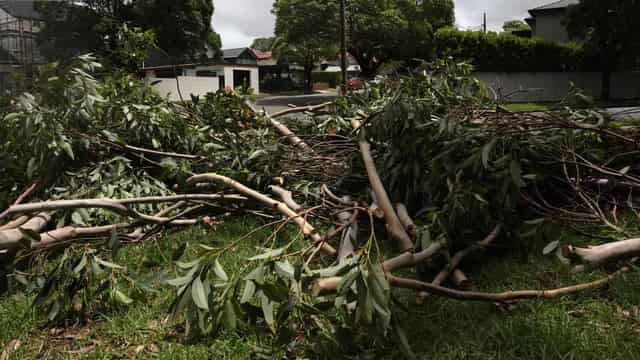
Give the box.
[312,267,629,302]
[564,238,640,266]
[270,102,334,119]
[268,185,302,212]
[187,173,336,255]
[352,118,413,252]
[245,100,313,152]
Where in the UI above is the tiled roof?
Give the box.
[530,0,579,12]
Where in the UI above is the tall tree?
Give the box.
[566,0,640,100]
[503,20,530,33]
[347,0,454,77]
[272,0,339,92]
[251,37,277,51]
[36,0,221,66]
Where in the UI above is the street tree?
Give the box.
[566,0,640,100]
[347,0,454,77]
[36,0,221,66]
[272,0,339,93]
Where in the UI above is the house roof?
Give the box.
[250,49,272,60]
[223,48,256,60]
[0,1,42,20]
[530,0,579,12]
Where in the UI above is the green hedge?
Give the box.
[312,71,341,87]
[434,28,599,72]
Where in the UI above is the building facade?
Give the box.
[525,0,579,43]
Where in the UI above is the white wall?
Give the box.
[147,76,220,101]
[474,72,640,103]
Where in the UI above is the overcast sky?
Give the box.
[212,0,549,49]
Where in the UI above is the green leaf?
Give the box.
[338,268,359,295]
[71,211,85,226]
[524,218,546,225]
[73,255,88,274]
[510,160,523,187]
[482,138,497,168]
[248,246,286,261]
[274,261,295,279]
[172,243,187,261]
[114,289,133,305]
[473,193,488,204]
[94,257,124,270]
[260,292,275,333]
[191,277,209,311]
[241,280,256,304]
[542,240,560,255]
[620,166,631,175]
[60,141,75,160]
[223,301,237,331]
[213,259,229,281]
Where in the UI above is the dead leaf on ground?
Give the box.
[0,339,22,360]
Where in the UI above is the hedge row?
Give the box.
[312,71,341,87]
[434,28,600,72]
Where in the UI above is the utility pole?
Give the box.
[340,0,347,95]
[483,12,487,33]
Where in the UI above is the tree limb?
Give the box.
[353,118,413,252]
[187,173,336,255]
[564,238,640,266]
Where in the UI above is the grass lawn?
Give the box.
[501,103,555,112]
[1,220,639,359]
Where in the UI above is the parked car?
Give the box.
[347,77,364,89]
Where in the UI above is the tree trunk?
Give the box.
[349,48,380,79]
[304,64,313,94]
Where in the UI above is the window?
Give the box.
[154,68,183,78]
[196,70,217,77]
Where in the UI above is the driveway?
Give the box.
[253,92,338,115]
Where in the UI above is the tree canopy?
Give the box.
[502,20,530,34]
[35,0,221,66]
[251,37,277,51]
[566,0,640,99]
[272,0,339,92]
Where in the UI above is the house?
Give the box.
[525,0,579,43]
[0,0,46,91]
[250,48,305,91]
[142,47,260,100]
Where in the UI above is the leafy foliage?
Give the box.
[434,28,598,72]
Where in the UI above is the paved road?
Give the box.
[254,93,338,115]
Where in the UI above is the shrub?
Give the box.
[434,28,599,72]
[312,71,341,88]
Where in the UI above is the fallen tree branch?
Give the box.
[245,100,313,152]
[0,182,38,221]
[382,240,445,272]
[353,118,413,252]
[337,207,359,260]
[388,266,628,302]
[396,203,416,238]
[268,185,302,212]
[0,213,52,250]
[564,238,640,266]
[418,224,502,300]
[2,194,246,222]
[451,269,473,290]
[187,173,336,255]
[270,102,334,119]
[0,216,29,231]
[313,267,629,301]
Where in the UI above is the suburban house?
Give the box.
[250,48,306,91]
[525,0,579,43]
[142,47,260,100]
[0,0,46,91]
[320,53,362,77]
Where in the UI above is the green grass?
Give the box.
[502,103,555,112]
[1,221,639,359]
